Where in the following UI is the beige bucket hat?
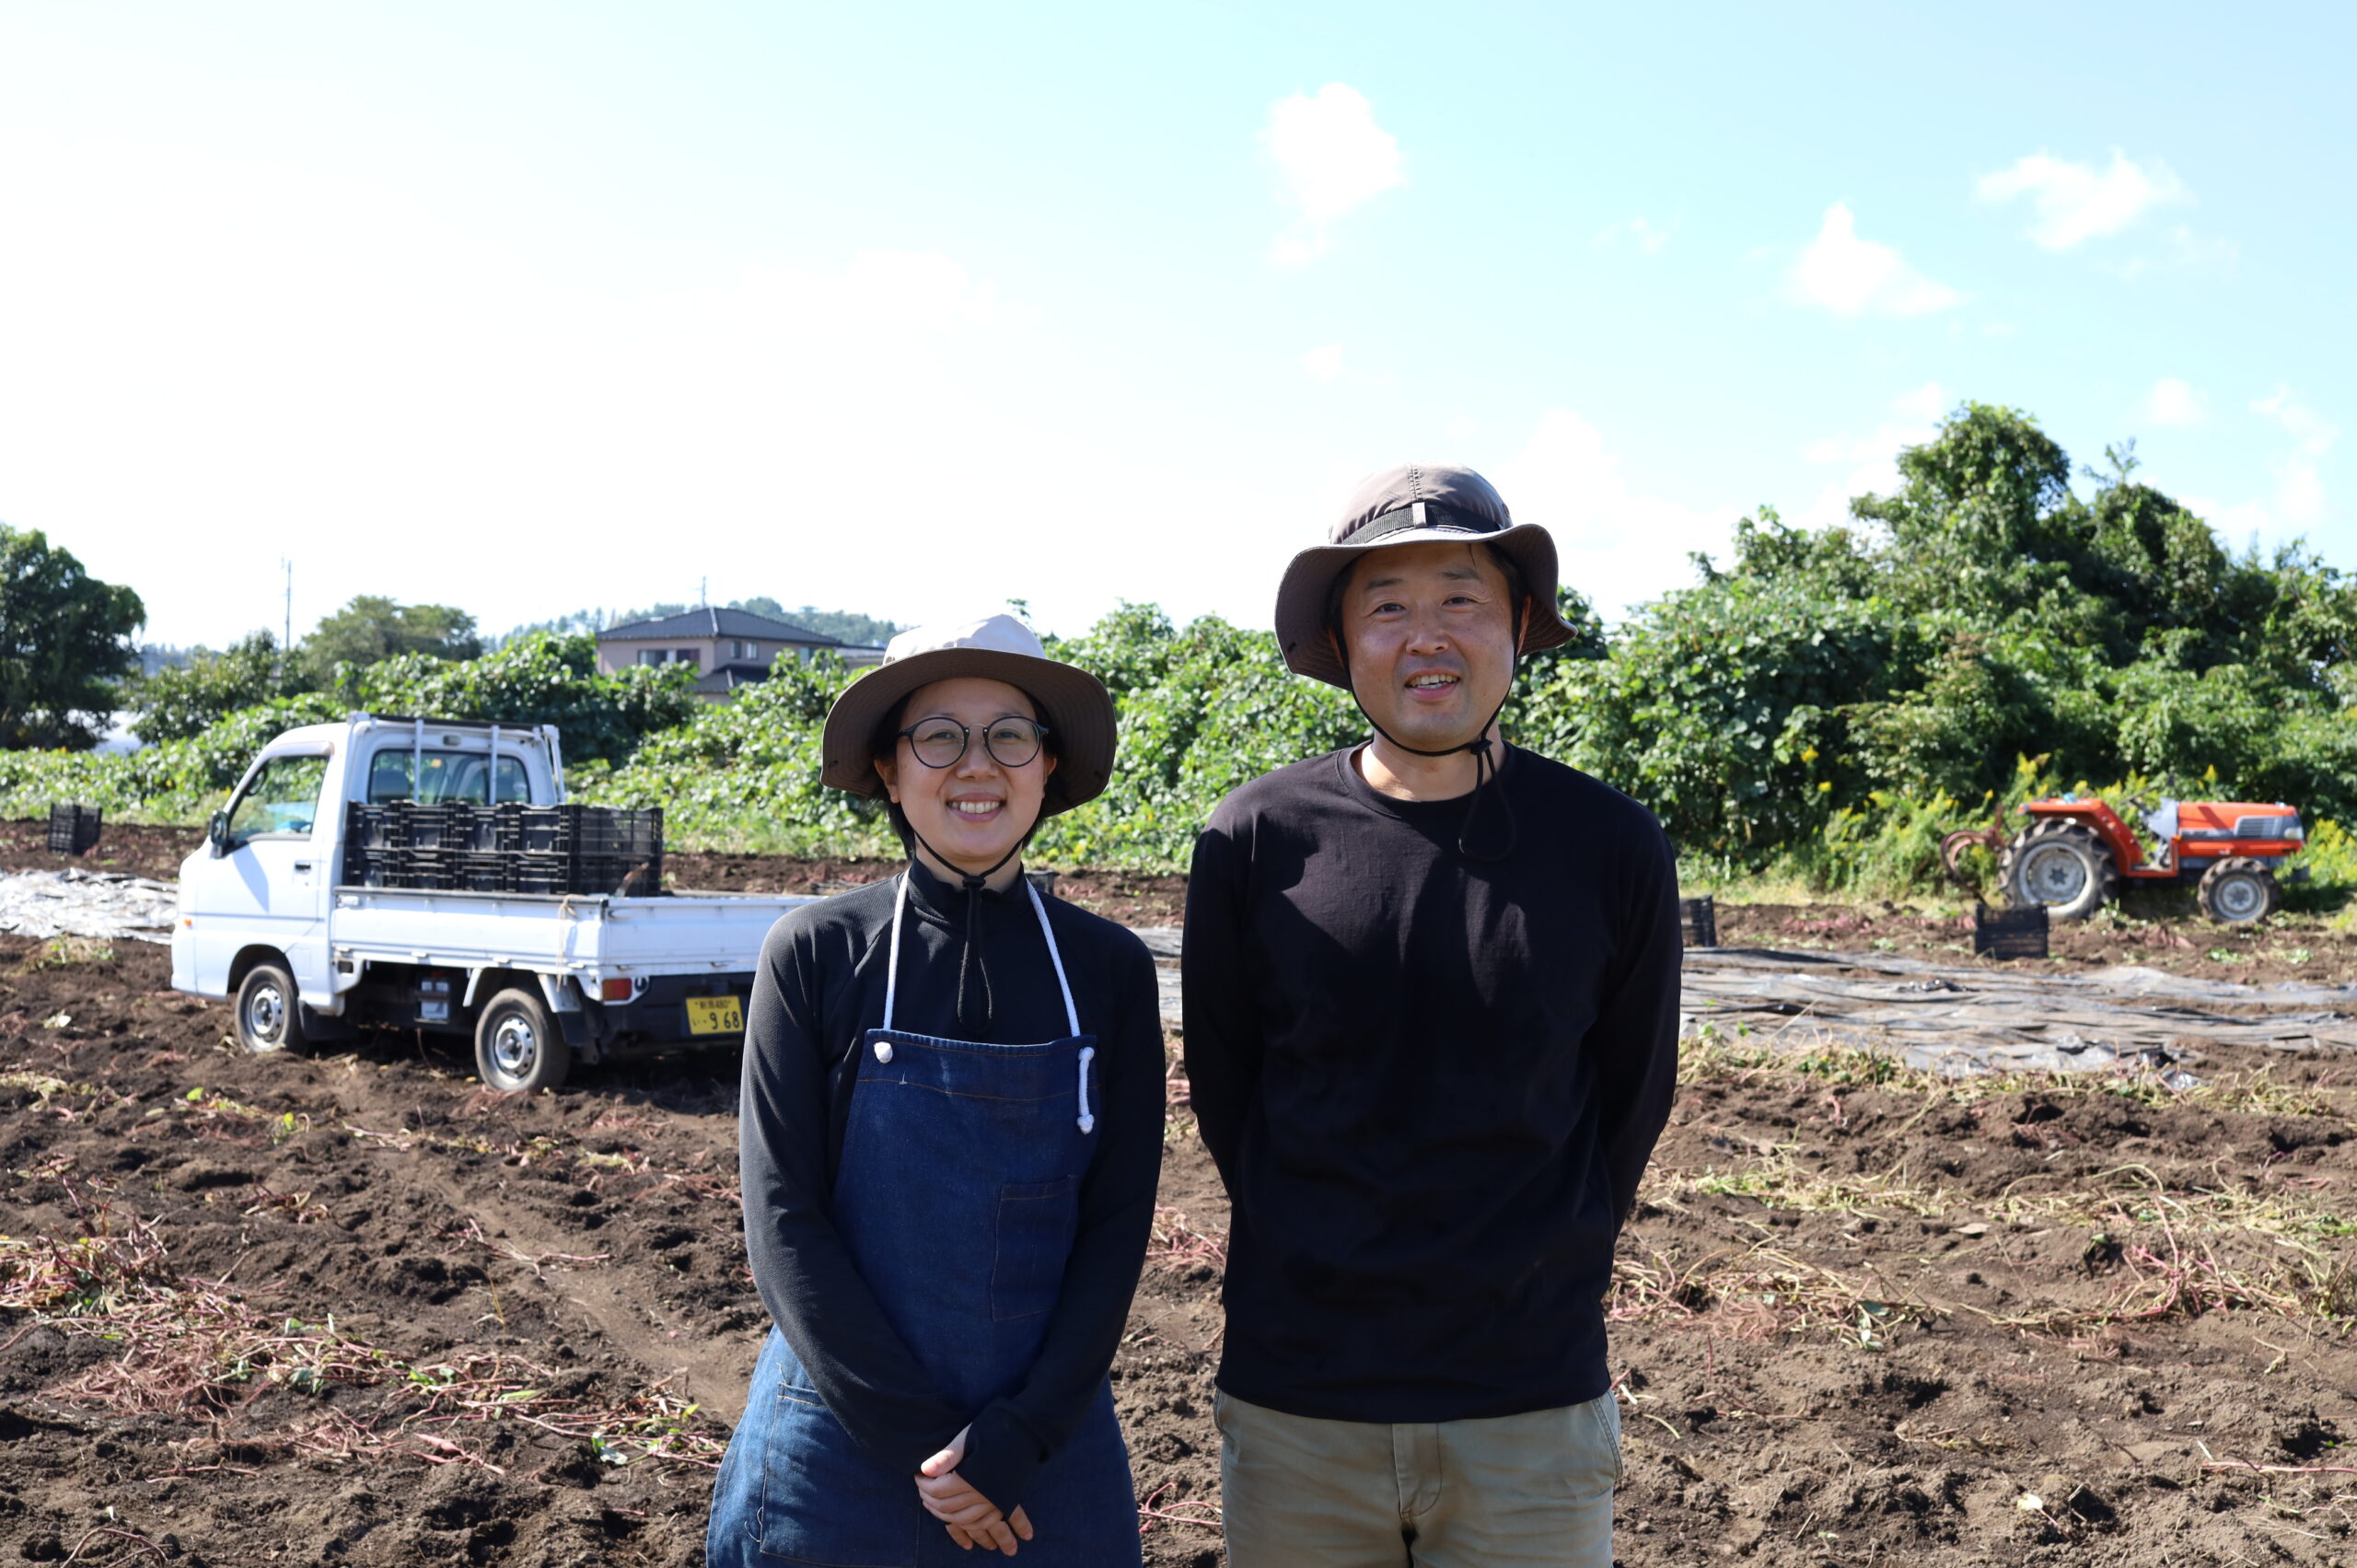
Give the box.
[819,613,1117,816]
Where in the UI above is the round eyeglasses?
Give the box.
[898,716,1051,770]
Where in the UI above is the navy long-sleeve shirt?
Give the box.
[1182,744,1681,1423]
[737,859,1164,1513]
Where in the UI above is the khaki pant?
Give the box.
[1215,1389,1621,1567]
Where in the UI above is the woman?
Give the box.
[709,613,1162,1565]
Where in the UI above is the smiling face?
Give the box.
[873,676,1057,877]
[1335,540,1524,753]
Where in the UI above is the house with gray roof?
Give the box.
[595,607,881,699]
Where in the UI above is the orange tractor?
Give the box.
[1943,796,2307,923]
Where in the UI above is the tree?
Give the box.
[0,525,145,749]
[1556,402,2357,867]
[128,631,296,744]
[298,597,481,685]
[756,602,902,645]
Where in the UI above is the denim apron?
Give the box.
[710,875,1142,1567]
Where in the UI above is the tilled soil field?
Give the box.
[6,888,2357,1562]
[1716,897,2357,987]
[0,823,201,885]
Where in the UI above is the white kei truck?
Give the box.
[170,714,811,1092]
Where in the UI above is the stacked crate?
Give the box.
[340,802,662,896]
[505,805,664,897]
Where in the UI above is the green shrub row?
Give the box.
[9,404,2354,906]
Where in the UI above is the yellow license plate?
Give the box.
[685,996,744,1036]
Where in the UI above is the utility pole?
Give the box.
[281,559,293,652]
[699,575,707,608]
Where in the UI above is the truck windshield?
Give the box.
[226,754,330,844]
[367,749,531,804]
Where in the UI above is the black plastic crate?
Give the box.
[1679,895,1718,949]
[510,857,569,897]
[394,854,462,892]
[340,801,661,895]
[47,803,101,856]
[575,807,662,860]
[347,803,405,851]
[1974,902,2049,959]
[505,804,662,858]
[398,802,501,852]
[343,848,393,886]
[506,806,571,855]
[445,853,506,893]
[573,853,660,897]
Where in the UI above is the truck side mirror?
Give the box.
[207,810,231,857]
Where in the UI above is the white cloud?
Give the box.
[1493,410,1736,620]
[1977,150,2187,250]
[2143,377,2208,428]
[1595,215,1671,255]
[2255,388,2336,456]
[1787,203,1963,318]
[2181,389,2340,544]
[1301,343,1346,383]
[2253,388,2337,528]
[1262,84,1404,268]
[0,134,1198,646]
[1796,383,1952,528]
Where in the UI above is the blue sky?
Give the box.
[1,2,2347,647]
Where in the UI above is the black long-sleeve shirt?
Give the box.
[738,859,1164,1513]
[1182,744,1681,1423]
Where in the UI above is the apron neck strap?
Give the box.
[880,868,1081,1038]
[882,870,911,1033]
[1025,877,1082,1040]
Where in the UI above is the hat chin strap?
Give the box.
[1340,600,1522,862]
[906,819,1035,1037]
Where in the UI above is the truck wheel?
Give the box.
[2199,857,2278,924]
[1995,820,2118,921]
[474,987,570,1094]
[235,960,308,1055]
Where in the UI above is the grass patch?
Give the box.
[30,935,114,968]
[1609,1243,1926,1347]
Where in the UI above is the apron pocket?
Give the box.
[991,1177,1079,1321]
[760,1387,922,1566]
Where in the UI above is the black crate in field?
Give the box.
[47,804,102,856]
[1679,896,1718,949]
[1974,902,2049,959]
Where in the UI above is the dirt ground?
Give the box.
[0,822,203,884]
[7,846,2357,1563]
[1714,898,2357,987]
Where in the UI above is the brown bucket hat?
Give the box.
[1274,461,1577,689]
[819,613,1117,816]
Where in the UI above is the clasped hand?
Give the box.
[916,1425,1036,1555]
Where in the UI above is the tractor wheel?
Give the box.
[2198,857,2278,924]
[1995,819,2118,921]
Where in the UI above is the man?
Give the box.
[1183,462,1682,1564]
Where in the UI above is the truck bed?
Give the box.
[326,884,815,981]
